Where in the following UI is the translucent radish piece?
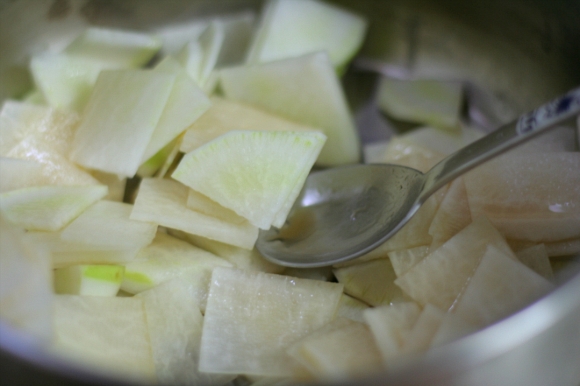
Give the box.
[136,279,236,386]
[137,137,179,178]
[464,153,580,242]
[30,54,109,111]
[429,313,477,348]
[90,171,125,202]
[142,58,211,163]
[400,304,446,355]
[377,77,464,130]
[60,200,157,251]
[64,27,162,68]
[131,178,259,250]
[515,244,554,281]
[334,258,404,306]
[122,232,231,311]
[0,100,49,155]
[281,266,334,282]
[394,216,516,311]
[0,218,53,341]
[428,177,472,250]
[174,231,283,274]
[69,70,176,177]
[22,89,47,105]
[155,21,208,56]
[186,189,246,224]
[387,246,430,277]
[336,294,369,323]
[215,12,256,66]
[453,245,554,328]
[287,318,383,380]
[51,296,155,384]
[363,141,388,164]
[380,139,445,173]
[363,302,421,363]
[180,97,320,153]
[246,0,367,71]
[0,158,50,193]
[199,267,343,376]
[54,264,124,296]
[0,185,107,231]
[172,130,326,230]
[220,52,359,166]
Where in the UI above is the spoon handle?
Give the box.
[419,87,580,202]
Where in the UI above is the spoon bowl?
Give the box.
[257,87,580,267]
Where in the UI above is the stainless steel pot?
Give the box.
[1,1,579,385]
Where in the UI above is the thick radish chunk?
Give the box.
[515,244,554,281]
[64,27,162,68]
[199,267,343,377]
[246,0,367,72]
[172,130,326,230]
[131,178,259,250]
[0,158,49,193]
[387,246,430,277]
[51,295,155,384]
[0,185,107,231]
[54,265,124,296]
[69,70,176,177]
[220,52,359,166]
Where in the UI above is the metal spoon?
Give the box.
[256,87,580,268]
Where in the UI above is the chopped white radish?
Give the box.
[246,0,367,72]
[287,318,383,380]
[281,266,334,282]
[51,295,156,384]
[400,304,446,355]
[199,267,343,377]
[60,200,157,251]
[64,27,161,68]
[387,245,430,277]
[131,178,259,249]
[363,302,421,363]
[178,21,224,87]
[172,130,326,229]
[465,153,580,242]
[453,245,553,328]
[69,70,176,177]
[429,313,477,348]
[136,279,236,386]
[0,185,107,231]
[54,264,124,296]
[0,100,50,155]
[220,52,359,166]
[180,97,320,153]
[0,217,53,341]
[377,77,463,130]
[186,189,246,224]
[90,171,126,202]
[336,294,369,322]
[515,244,554,281]
[0,158,50,193]
[394,216,516,311]
[334,258,404,306]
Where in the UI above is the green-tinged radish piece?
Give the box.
[400,304,446,356]
[199,267,343,377]
[336,294,369,323]
[287,318,383,381]
[22,89,47,105]
[363,302,421,363]
[428,177,472,250]
[429,313,477,348]
[136,279,236,386]
[121,232,231,311]
[0,158,50,193]
[54,264,124,296]
[131,178,259,249]
[394,216,516,311]
[51,295,155,384]
[387,246,430,277]
[174,231,283,274]
[65,27,162,68]
[90,171,126,202]
[246,0,367,71]
[0,217,53,341]
[0,185,107,231]
[142,58,211,163]
[180,97,320,153]
[60,200,157,251]
[137,136,180,178]
[186,189,247,224]
[26,231,140,269]
[172,130,326,229]
[464,153,580,242]
[453,245,554,328]
[377,77,463,130]
[69,70,176,177]
[333,258,404,306]
[515,244,554,281]
[30,54,109,112]
[220,52,359,166]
